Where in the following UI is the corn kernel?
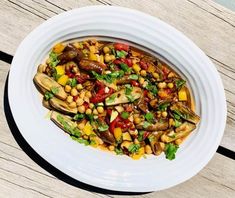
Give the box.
[103,46,110,54]
[66,96,73,103]
[65,85,72,93]
[168,82,174,89]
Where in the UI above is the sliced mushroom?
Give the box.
[49,97,77,114]
[79,59,106,74]
[98,130,115,145]
[148,132,164,155]
[170,102,200,124]
[50,111,77,134]
[105,87,142,106]
[33,73,67,100]
[161,122,196,143]
[37,64,47,73]
[136,119,169,131]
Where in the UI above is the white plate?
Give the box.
[8,6,227,192]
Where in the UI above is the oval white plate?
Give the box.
[8,6,226,192]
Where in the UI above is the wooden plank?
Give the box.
[0,0,235,151]
[1,58,235,196]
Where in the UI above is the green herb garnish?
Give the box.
[49,51,60,67]
[125,84,133,95]
[106,94,116,103]
[44,91,54,100]
[129,74,139,80]
[138,131,145,142]
[174,119,182,127]
[172,110,188,120]
[120,63,132,73]
[146,81,158,95]
[121,111,129,119]
[91,71,123,83]
[51,87,59,95]
[86,114,94,123]
[145,112,154,123]
[143,121,151,129]
[73,114,85,121]
[116,50,127,58]
[165,143,179,160]
[70,78,77,87]
[98,123,109,132]
[128,144,140,153]
[175,79,186,89]
[158,102,170,111]
[115,148,123,155]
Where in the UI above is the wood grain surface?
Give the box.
[0,0,234,197]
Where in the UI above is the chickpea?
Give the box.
[108,145,115,151]
[85,108,92,115]
[77,122,85,130]
[167,82,174,89]
[85,91,92,98]
[145,145,152,154]
[83,96,90,103]
[76,98,84,106]
[79,91,85,99]
[162,111,168,118]
[104,54,111,63]
[97,106,104,114]
[66,95,73,103]
[153,72,159,79]
[89,103,95,109]
[65,85,72,93]
[77,105,85,114]
[158,82,167,89]
[93,109,98,115]
[134,117,141,124]
[138,77,145,85]
[76,84,83,90]
[71,88,78,96]
[110,55,115,61]
[69,101,77,108]
[103,46,110,54]
[140,70,147,77]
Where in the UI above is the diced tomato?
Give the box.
[131,80,139,87]
[125,58,133,67]
[109,116,121,133]
[143,131,150,139]
[114,43,129,52]
[125,105,133,112]
[73,96,78,102]
[83,102,89,110]
[139,61,148,70]
[90,88,114,103]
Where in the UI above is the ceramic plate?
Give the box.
[8,6,227,192]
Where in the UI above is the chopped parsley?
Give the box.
[121,111,129,119]
[44,91,54,100]
[125,84,133,95]
[91,71,123,83]
[138,131,145,142]
[172,110,188,120]
[106,94,116,103]
[158,102,170,111]
[115,147,123,155]
[129,74,139,80]
[49,51,60,67]
[51,87,59,95]
[174,119,182,127]
[145,112,154,123]
[175,79,186,89]
[128,144,140,153]
[120,63,132,73]
[98,123,109,132]
[165,143,179,160]
[73,113,85,121]
[143,121,151,129]
[145,81,158,95]
[116,50,127,58]
[126,95,135,102]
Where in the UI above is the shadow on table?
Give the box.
[3,75,150,196]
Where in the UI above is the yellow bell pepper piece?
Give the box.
[131,147,145,160]
[113,127,122,142]
[178,87,187,101]
[89,53,97,61]
[133,64,141,74]
[83,122,93,136]
[53,43,65,53]
[147,64,156,73]
[55,65,65,76]
[57,75,69,86]
[122,132,132,141]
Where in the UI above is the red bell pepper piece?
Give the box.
[109,116,121,133]
[114,43,129,52]
[131,80,139,87]
[143,131,150,139]
[139,61,148,70]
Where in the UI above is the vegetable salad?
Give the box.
[34,39,200,160]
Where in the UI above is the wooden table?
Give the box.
[0,0,234,197]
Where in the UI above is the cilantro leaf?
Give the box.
[138,131,145,142]
[128,144,140,153]
[114,147,123,155]
[106,94,116,103]
[70,78,77,87]
[51,87,59,95]
[143,121,151,129]
[174,119,182,127]
[158,102,170,111]
[44,91,54,100]
[125,84,133,95]
[98,123,109,132]
[121,111,129,119]
[49,51,60,67]
[126,95,135,102]
[73,114,85,121]
[129,74,139,80]
[165,143,179,160]
[116,50,127,58]
[120,63,132,73]
[175,79,186,89]
[146,81,158,95]
[145,112,154,123]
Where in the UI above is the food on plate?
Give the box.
[33,39,200,160]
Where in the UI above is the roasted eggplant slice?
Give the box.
[79,59,106,74]
[98,130,115,145]
[170,102,200,124]
[105,87,142,106]
[49,97,77,114]
[34,73,67,100]
[42,99,52,110]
